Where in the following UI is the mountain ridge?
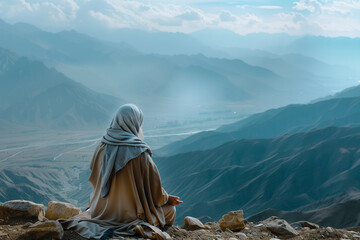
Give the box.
[0,48,123,130]
[157,94,360,156]
[155,126,360,224]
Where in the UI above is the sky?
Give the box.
[0,0,359,37]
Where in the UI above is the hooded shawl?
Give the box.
[100,104,151,198]
[59,104,175,239]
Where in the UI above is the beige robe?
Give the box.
[88,142,175,227]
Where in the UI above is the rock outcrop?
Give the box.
[0,200,45,221]
[45,201,82,220]
[23,220,64,240]
[299,221,320,229]
[1,200,360,240]
[183,216,205,231]
[219,210,245,231]
[263,216,299,238]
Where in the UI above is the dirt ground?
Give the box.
[1,218,360,240]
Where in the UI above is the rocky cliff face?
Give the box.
[1,199,360,240]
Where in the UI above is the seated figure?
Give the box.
[61,104,182,239]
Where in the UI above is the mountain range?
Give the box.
[87,28,360,70]
[0,48,123,130]
[1,18,360,230]
[157,86,360,156]
[0,18,357,124]
[155,126,360,226]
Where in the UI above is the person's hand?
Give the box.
[167,195,183,206]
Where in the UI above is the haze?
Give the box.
[1,0,360,227]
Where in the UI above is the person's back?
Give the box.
[60,104,182,240]
[88,142,176,227]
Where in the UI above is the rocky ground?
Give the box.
[165,221,360,240]
[1,200,360,240]
[1,217,360,240]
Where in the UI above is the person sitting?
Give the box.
[60,104,182,240]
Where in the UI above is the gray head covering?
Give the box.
[100,104,151,198]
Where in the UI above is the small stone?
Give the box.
[219,210,245,231]
[0,200,45,221]
[235,232,247,237]
[254,223,263,227]
[235,232,248,239]
[343,233,349,238]
[263,216,299,238]
[326,227,334,233]
[300,221,320,229]
[270,238,280,240]
[45,201,81,220]
[0,231,8,237]
[23,220,64,240]
[183,216,205,231]
[229,238,237,240]
[195,229,207,234]
[354,234,360,238]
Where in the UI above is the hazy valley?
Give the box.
[0,14,360,233]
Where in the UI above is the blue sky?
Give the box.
[0,0,359,37]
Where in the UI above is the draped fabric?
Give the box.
[100,104,151,198]
[60,104,176,239]
[60,143,175,239]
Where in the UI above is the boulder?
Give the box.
[23,220,64,240]
[263,216,299,238]
[299,221,320,229]
[183,216,205,231]
[0,200,45,221]
[45,201,81,220]
[219,210,245,231]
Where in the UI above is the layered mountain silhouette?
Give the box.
[0,19,138,65]
[1,18,360,231]
[190,30,360,69]
[155,126,360,226]
[0,48,123,130]
[157,92,360,156]
[314,84,360,103]
[0,18,354,116]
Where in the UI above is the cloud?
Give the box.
[219,10,237,22]
[257,6,283,10]
[293,0,322,13]
[88,0,213,31]
[0,0,79,27]
[0,0,359,37]
[290,0,360,37]
[177,9,203,21]
[322,0,360,14]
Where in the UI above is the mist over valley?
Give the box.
[0,4,360,231]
